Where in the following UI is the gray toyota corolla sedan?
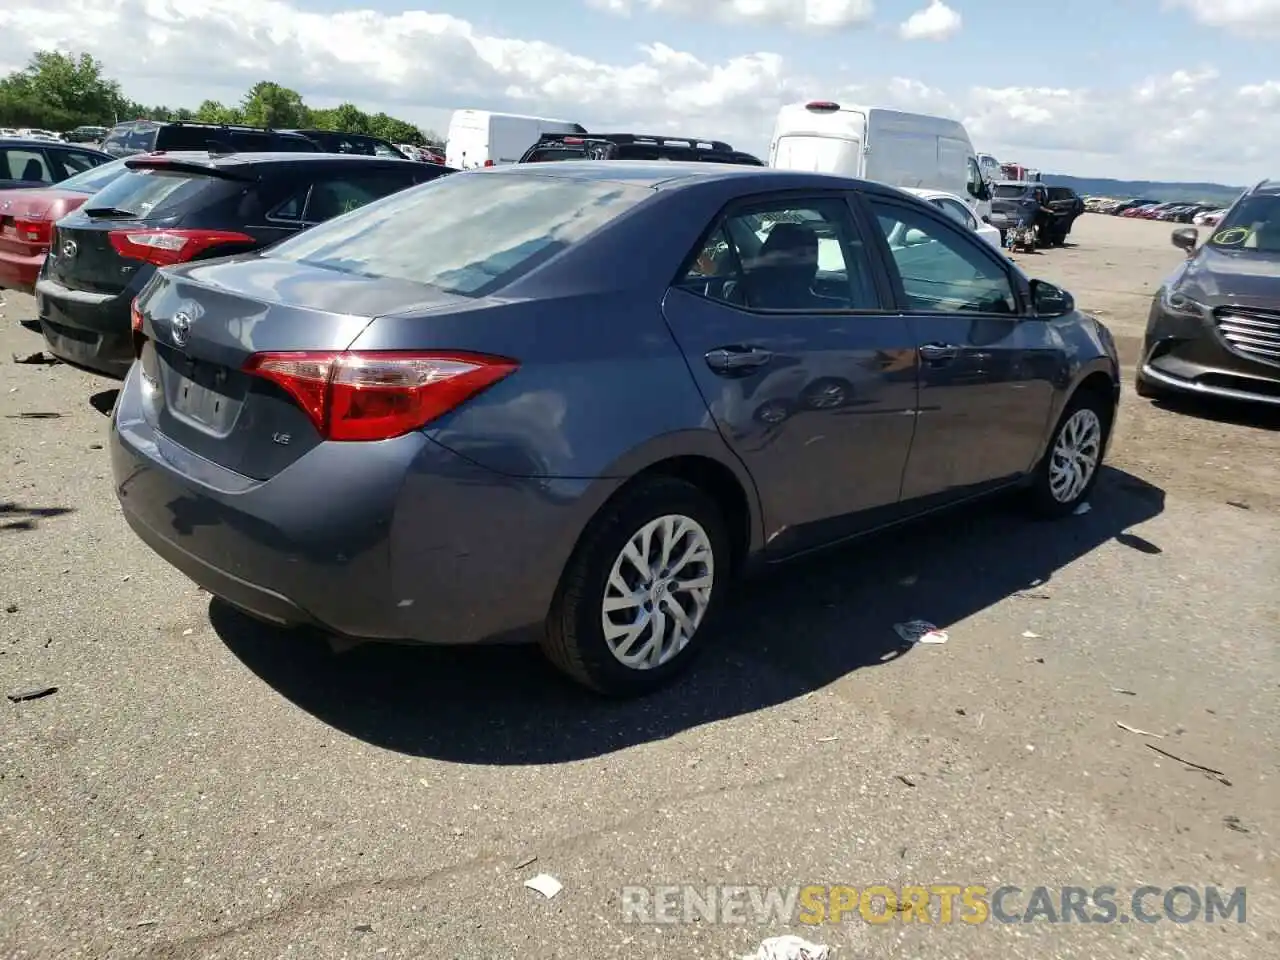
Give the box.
[110,162,1121,696]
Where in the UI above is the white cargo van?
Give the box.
[768,101,991,219]
[445,110,586,169]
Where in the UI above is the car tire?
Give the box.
[542,476,730,696]
[1023,387,1114,519]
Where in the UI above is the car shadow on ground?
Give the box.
[89,389,120,417]
[1148,393,1280,431]
[213,466,1165,765]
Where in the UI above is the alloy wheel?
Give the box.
[1048,408,1102,503]
[601,514,715,670]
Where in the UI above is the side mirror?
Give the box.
[1171,226,1198,254]
[903,228,931,246]
[1030,279,1074,317]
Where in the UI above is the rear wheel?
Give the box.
[1024,389,1112,518]
[542,476,729,696]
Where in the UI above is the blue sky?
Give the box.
[2,0,1279,182]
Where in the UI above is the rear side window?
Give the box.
[1,148,53,183]
[269,172,652,297]
[81,168,235,218]
[54,150,107,178]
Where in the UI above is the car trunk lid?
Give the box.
[135,256,471,480]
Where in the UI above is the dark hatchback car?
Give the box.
[112,163,1120,696]
[37,152,451,376]
[100,121,319,158]
[520,133,763,166]
[1,137,112,190]
[1138,179,1280,407]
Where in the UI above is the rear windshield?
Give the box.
[269,171,652,297]
[80,168,227,218]
[523,146,590,162]
[993,184,1031,199]
[58,157,129,194]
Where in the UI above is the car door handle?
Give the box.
[918,342,959,363]
[705,346,774,374]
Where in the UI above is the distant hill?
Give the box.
[1041,174,1246,206]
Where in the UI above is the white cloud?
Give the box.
[587,0,876,29]
[0,0,1278,182]
[898,1,962,41]
[1165,0,1280,35]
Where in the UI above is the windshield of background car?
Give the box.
[1206,195,1280,252]
[82,168,227,218]
[992,184,1031,199]
[268,172,653,297]
[58,157,129,193]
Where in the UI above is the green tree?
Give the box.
[368,112,423,145]
[194,99,243,125]
[0,50,125,128]
[240,81,308,129]
[328,102,373,134]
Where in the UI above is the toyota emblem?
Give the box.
[171,312,192,347]
[60,238,78,259]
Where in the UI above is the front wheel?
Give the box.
[542,476,730,696]
[1023,390,1112,518]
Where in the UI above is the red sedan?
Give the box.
[0,159,127,294]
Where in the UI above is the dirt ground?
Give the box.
[1011,214,1280,512]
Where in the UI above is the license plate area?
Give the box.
[163,354,244,436]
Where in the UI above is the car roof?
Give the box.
[476,159,908,196]
[0,137,95,149]
[126,151,421,169]
[995,180,1040,187]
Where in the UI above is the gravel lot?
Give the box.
[1,213,1277,959]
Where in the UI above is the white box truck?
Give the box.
[768,101,991,219]
[445,110,586,169]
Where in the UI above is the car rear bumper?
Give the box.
[35,276,134,376]
[1138,297,1280,405]
[0,245,43,293]
[110,364,601,644]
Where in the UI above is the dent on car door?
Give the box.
[865,196,1061,501]
[660,192,919,556]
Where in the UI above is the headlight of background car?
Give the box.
[1159,287,1208,319]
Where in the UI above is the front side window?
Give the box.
[269,172,652,297]
[678,197,880,312]
[2,149,52,183]
[869,199,1018,315]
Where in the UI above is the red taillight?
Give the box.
[483,158,495,167]
[14,216,52,245]
[805,100,841,112]
[108,229,255,267]
[242,351,519,442]
[562,137,583,144]
[130,298,144,333]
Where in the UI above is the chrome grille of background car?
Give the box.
[1214,307,1280,367]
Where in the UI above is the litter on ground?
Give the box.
[741,935,831,960]
[523,873,562,900]
[894,619,948,644]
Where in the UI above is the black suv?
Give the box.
[519,133,763,165]
[282,130,407,158]
[1045,187,1085,245]
[36,152,452,376]
[1138,178,1280,408]
[100,121,319,158]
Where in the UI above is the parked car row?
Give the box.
[4,149,1122,695]
[1084,196,1228,224]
